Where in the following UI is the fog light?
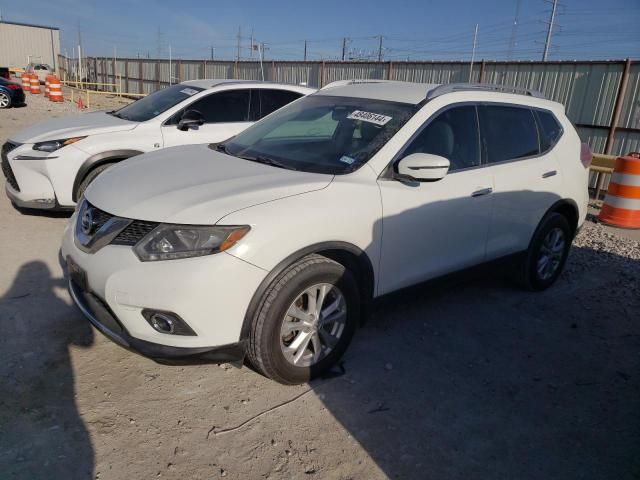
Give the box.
[141,309,197,336]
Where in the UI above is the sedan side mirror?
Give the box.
[396,153,450,182]
[177,109,204,131]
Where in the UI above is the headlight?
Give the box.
[134,224,250,261]
[33,137,86,153]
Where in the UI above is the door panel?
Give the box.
[377,171,493,294]
[377,104,492,295]
[478,105,563,259]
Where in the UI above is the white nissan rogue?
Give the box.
[2,80,314,211]
[61,80,590,384]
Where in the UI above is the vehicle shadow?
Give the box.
[0,261,94,479]
[312,241,640,479]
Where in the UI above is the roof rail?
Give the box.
[321,79,390,90]
[426,83,545,100]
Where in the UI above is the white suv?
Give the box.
[2,80,314,210]
[61,80,590,384]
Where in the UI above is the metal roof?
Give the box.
[318,80,440,104]
[0,20,59,31]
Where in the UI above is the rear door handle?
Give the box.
[471,187,493,197]
[542,170,557,178]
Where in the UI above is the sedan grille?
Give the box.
[1,142,20,191]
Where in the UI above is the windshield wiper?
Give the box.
[242,155,296,171]
[215,143,229,154]
[106,110,125,119]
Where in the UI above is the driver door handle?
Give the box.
[471,187,493,197]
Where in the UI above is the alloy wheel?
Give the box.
[0,93,10,108]
[536,227,565,280]
[280,283,347,367]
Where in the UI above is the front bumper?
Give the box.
[2,142,88,209]
[68,278,246,363]
[61,212,267,354]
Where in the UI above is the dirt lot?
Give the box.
[0,93,639,480]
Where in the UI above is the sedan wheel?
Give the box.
[0,92,11,108]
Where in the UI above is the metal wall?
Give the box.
[0,21,60,70]
[58,56,639,156]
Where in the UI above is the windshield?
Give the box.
[112,84,204,122]
[224,95,418,174]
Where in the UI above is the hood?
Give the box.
[85,144,333,224]
[10,111,137,144]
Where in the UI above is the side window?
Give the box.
[259,89,303,118]
[535,109,563,152]
[479,105,539,163]
[188,89,251,123]
[402,105,480,171]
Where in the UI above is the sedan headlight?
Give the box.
[33,137,86,152]
[134,224,250,261]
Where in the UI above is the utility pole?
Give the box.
[250,28,254,58]
[169,44,172,85]
[342,38,347,61]
[377,35,384,62]
[542,0,558,61]
[507,0,522,60]
[236,26,242,62]
[304,40,307,61]
[469,24,478,82]
[210,45,214,61]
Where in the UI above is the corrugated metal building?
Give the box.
[0,20,60,70]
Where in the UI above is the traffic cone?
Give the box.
[77,95,84,110]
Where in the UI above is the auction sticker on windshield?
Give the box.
[347,110,392,126]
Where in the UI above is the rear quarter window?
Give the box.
[535,110,564,152]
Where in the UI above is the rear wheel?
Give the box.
[0,92,11,109]
[247,254,359,385]
[518,212,572,291]
[76,163,116,200]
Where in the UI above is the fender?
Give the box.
[72,149,144,201]
[239,241,375,341]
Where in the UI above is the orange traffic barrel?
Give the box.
[21,73,31,90]
[29,74,40,94]
[44,74,53,98]
[599,153,640,228]
[48,76,63,102]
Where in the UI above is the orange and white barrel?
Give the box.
[599,153,640,228]
[44,74,52,98]
[21,73,31,90]
[29,74,40,94]
[48,76,63,102]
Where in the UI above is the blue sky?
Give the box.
[2,0,639,61]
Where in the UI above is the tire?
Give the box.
[76,163,115,200]
[247,254,360,385]
[0,91,11,109]
[518,212,572,291]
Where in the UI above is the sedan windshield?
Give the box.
[224,95,418,174]
[111,84,204,122]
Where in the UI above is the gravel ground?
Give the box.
[0,102,638,480]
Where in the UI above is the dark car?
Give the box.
[0,67,10,80]
[0,77,25,108]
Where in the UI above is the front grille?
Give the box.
[91,207,114,231]
[1,142,20,191]
[113,220,158,246]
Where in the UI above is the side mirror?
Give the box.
[177,109,204,131]
[396,153,450,182]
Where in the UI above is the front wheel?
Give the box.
[247,254,360,385]
[0,92,11,109]
[76,163,115,200]
[518,212,572,291]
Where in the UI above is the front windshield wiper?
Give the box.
[241,155,297,171]
[106,110,125,119]
[215,143,229,154]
